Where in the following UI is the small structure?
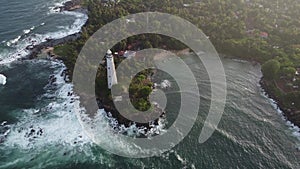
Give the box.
[123,50,136,59]
[106,50,118,89]
[295,68,300,76]
[126,18,136,23]
[113,96,123,102]
[260,32,269,38]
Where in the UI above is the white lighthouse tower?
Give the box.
[106,49,118,89]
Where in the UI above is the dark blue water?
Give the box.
[0,1,299,169]
[0,61,54,123]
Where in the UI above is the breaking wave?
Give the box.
[0,1,87,65]
[0,74,6,85]
[0,59,166,168]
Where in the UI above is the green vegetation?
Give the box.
[53,0,300,125]
[94,53,154,114]
[261,59,280,80]
[129,73,153,111]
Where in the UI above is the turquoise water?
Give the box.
[0,1,300,169]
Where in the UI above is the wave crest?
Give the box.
[0,74,6,85]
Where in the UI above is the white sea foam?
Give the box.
[76,108,167,157]
[3,61,89,148]
[160,80,171,89]
[23,29,30,34]
[0,0,157,154]
[0,74,6,85]
[0,8,87,65]
[174,151,187,165]
[48,6,61,14]
[260,88,300,143]
[48,0,72,14]
[42,11,87,40]
[7,36,21,46]
[23,26,35,35]
[3,60,166,158]
[1,121,7,126]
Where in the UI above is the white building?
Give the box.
[106,50,118,89]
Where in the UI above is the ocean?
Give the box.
[0,1,299,169]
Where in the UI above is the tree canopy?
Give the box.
[262,59,280,80]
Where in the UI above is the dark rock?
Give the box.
[0,137,4,144]
[37,128,43,136]
[30,129,35,134]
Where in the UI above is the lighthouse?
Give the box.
[106,49,118,89]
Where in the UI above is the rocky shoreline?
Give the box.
[23,0,164,131]
[23,0,87,60]
[26,33,81,60]
[52,0,83,12]
[260,79,300,127]
[24,0,300,131]
[224,54,300,128]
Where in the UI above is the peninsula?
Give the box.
[42,0,300,128]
